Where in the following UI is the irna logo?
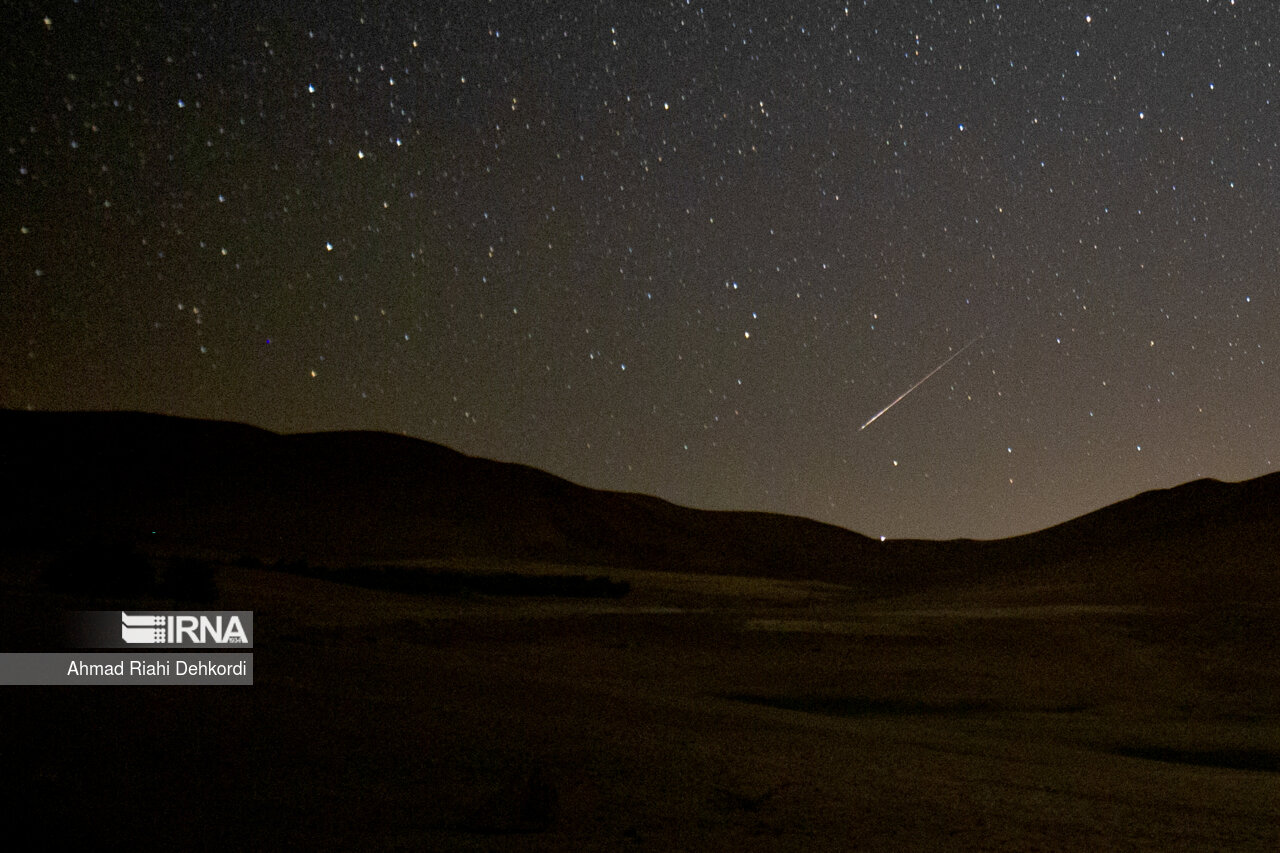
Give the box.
[121,611,249,645]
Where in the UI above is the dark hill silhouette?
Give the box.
[982,473,1280,603]
[2,409,1278,599]
[0,409,896,582]
[1003,474,1280,553]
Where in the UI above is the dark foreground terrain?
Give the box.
[2,550,1278,851]
[1,411,1278,849]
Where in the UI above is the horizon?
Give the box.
[5,404,1264,544]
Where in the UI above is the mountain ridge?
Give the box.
[0,409,886,581]
[3,409,1278,596]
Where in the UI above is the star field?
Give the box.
[3,1,1278,539]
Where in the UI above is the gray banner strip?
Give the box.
[0,653,253,685]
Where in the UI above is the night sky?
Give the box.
[3,1,1278,540]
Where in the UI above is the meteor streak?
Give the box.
[860,336,980,431]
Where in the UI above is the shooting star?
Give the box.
[860,336,980,431]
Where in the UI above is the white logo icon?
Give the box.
[119,612,249,645]
[121,611,167,644]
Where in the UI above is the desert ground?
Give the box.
[2,551,1277,851]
